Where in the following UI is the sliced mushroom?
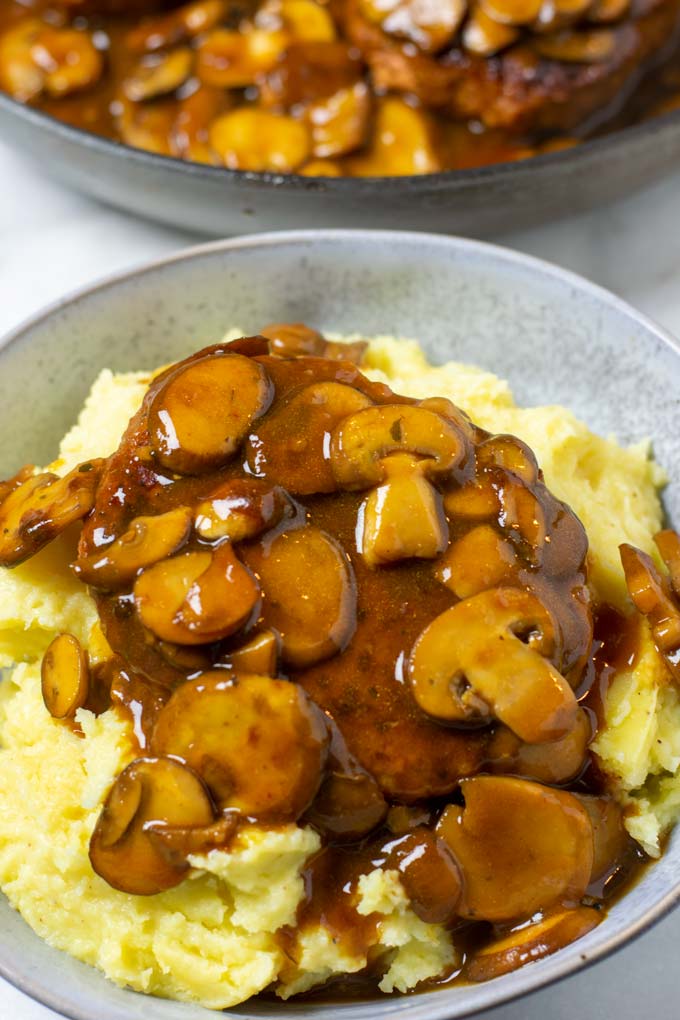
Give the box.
[620,542,680,674]
[95,766,144,849]
[348,97,441,176]
[306,768,387,840]
[539,494,589,579]
[531,575,592,684]
[260,323,368,364]
[116,95,175,155]
[378,827,462,924]
[436,524,518,599]
[409,587,578,743]
[499,478,547,564]
[359,0,466,51]
[305,719,387,839]
[486,707,591,784]
[72,507,192,588]
[533,27,616,61]
[476,434,539,484]
[127,0,227,52]
[194,479,290,542]
[444,476,499,519]
[279,0,337,40]
[436,775,594,921]
[419,397,476,442]
[134,544,260,645]
[332,404,468,566]
[463,6,520,55]
[246,382,373,495]
[574,794,630,881]
[361,472,449,567]
[146,811,239,867]
[220,629,279,676]
[150,672,329,819]
[654,529,680,597]
[0,20,45,101]
[157,640,215,672]
[123,48,194,102]
[197,28,288,88]
[30,27,103,98]
[324,340,370,364]
[392,0,467,51]
[620,542,676,620]
[479,0,542,24]
[260,322,326,356]
[308,82,372,160]
[148,351,273,475]
[467,906,601,980]
[209,107,312,172]
[89,756,215,895]
[241,527,356,666]
[0,464,35,505]
[0,460,103,568]
[331,403,468,490]
[41,633,90,720]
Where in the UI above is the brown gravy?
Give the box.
[2,0,680,174]
[0,329,660,1000]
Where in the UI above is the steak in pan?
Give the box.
[345,0,680,131]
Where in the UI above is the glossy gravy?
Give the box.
[0,327,661,998]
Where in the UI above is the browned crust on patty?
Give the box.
[345,0,680,131]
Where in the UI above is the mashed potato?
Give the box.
[0,336,676,1008]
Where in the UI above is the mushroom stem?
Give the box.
[360,474,448,567]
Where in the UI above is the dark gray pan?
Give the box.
[2,89,680,235]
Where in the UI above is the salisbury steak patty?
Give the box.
[345,0,680,132]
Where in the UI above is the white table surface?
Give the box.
[2,137,680,1019]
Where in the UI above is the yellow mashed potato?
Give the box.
[0,335,676,1009]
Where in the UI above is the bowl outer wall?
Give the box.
[3,92,680,236]
[0,229,678,1020]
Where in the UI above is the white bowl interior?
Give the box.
[0,230,678,1020]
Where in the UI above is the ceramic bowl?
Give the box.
[2,91,680,237]
[0,230,679,1020]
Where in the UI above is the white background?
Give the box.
[2,137,680,1019]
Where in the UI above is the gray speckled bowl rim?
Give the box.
[2,87,680,192]
[1,229,680,1020]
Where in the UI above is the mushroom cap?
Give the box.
[330,403,470,490]
[409,586,578,743]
